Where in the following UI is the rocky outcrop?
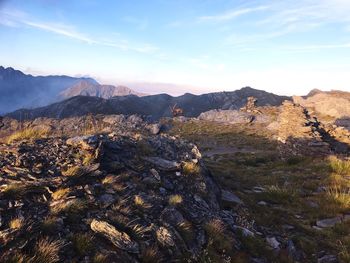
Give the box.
[0,125,252,261]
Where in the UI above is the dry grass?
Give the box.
[30,237,62,263]
[327,186,350,209]
[51,188,70,200]
[83,153,95,165]
[2,184,46,198]
[328,156,350,175]
[93,253,109,263]
[102,175,117,184]
[71,233,93,256]
[9,217,24,229]
[61,166,86,177]
[141,245,162,263]
[204,218,234,252]
[168,194,183,206]
[134,195,152,209]
[182,162,200,176]
[7,128,50,144]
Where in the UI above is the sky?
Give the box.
[1,0,350,96]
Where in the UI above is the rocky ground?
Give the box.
[1,98,350,262]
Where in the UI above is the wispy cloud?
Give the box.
[198,5,268,22]
[123,16,149,30]
[0,8,158,54]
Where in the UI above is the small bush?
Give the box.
[7,128,50,144]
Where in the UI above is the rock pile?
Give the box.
[0,129,252,262]
[273,101,332,156]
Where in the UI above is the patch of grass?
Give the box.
[51,188,70,200]
[326,186,350,209]
[30,237,62,263]
[259,185,295,204]
[328,156,350,175]
[7,128,50,144]
[71,233,93,256]
[168,194,183,206]
[182,162,200,176]
[9,217,24,229]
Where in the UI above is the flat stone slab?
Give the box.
[90,219,139,253]
[143,157,180,171]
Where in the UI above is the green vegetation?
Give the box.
[171,120,350,262]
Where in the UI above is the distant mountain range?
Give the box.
[6,87,290,120]
[0,66,145,114]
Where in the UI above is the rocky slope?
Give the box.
[293,90,350,123]
[6,87,290,120]
[0,118,257,262]
[59,80,147,99]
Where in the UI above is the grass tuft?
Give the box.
[9,217,24,229]
[30,237,62,263]
[51,188,70,200]
[182,162,200,176]
[71,233,93,256]
[168,194,183,206]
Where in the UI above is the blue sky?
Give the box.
[1,0,350,95]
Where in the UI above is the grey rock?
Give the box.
[317,255,337,263]
[147,123,161,135]
[98,194,116,208]
[221,190,243,205]
[266,237,280,249]
[316,217,342,228]
[143,157,180,171]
